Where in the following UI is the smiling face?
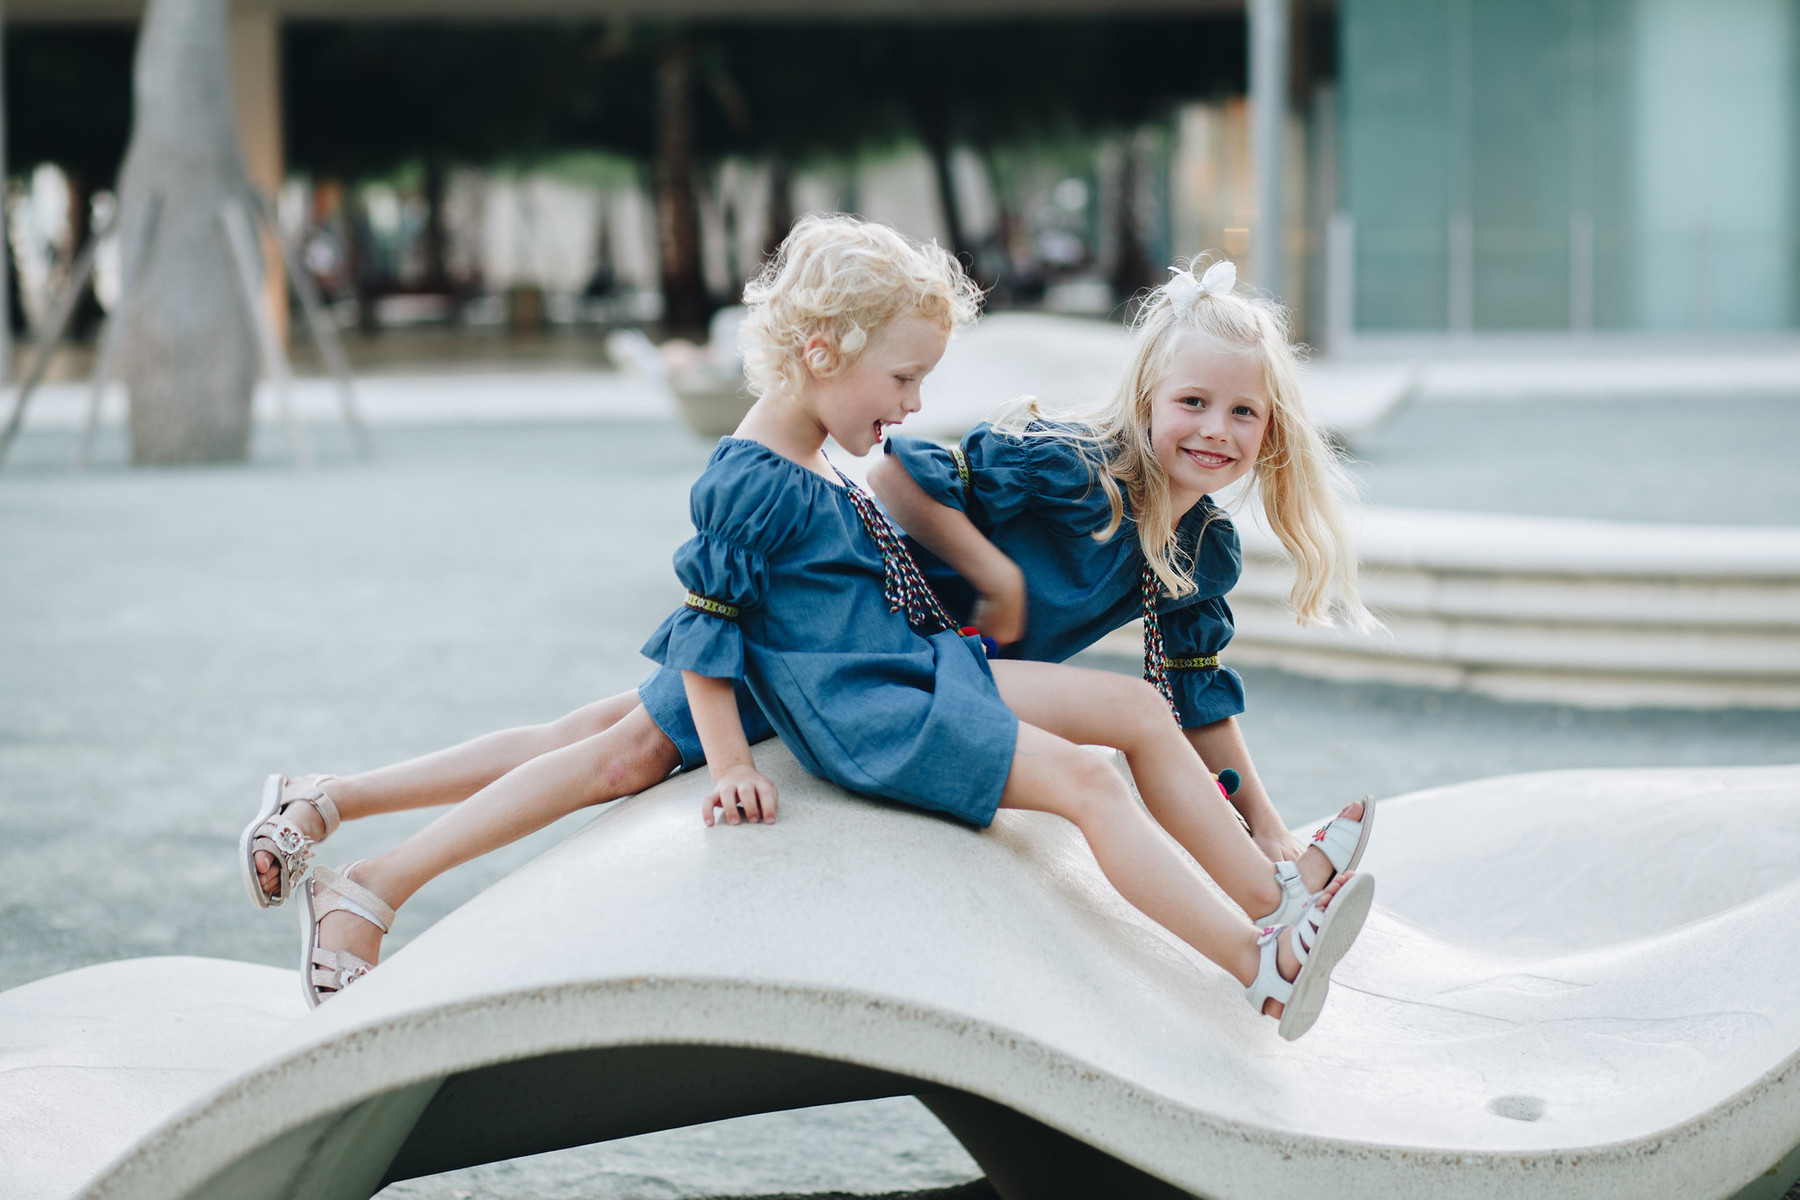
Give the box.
[803,315,950,456]
[1149,334,1272,513]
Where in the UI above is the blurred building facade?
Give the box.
[6,0,1798,354]
[1337,0,1797,337]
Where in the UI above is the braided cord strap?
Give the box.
[837,469,958,637]
[1140,562,1182,724]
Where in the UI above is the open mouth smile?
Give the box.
[1181,446,1234,469]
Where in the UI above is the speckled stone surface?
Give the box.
[2,760,1795,1200]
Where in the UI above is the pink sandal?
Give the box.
[240,773,342,908]
[299,862,395,1008]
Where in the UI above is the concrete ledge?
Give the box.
[1099,506,1800,709]
[3,755,1797,1200]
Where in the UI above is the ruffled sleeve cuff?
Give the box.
[1171,665,1246,728]
[641,605,746,680]
[884,435,970,513]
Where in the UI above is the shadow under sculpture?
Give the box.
[4,753,1798,1200]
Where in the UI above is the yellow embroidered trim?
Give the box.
[684,592,740,620]
[1167,654,1221,671]
[949,445,971,492]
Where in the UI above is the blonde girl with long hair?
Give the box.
[869,256,1375,920]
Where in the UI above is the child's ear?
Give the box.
[802,334,836,379]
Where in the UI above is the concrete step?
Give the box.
[1099,507,1800,709]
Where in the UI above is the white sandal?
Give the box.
[1250,800,1377,927]
[298,862,394,1008]
[1310,796,1375,880]
[240,773,342,909]
[1252,859,1314,927]
[1246,872,1376,1041]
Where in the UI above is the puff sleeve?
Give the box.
[886,421,1112,536]
[641,455,797,680]
[883,433,970,513]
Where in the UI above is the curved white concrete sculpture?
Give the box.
[3,756,1797,1200]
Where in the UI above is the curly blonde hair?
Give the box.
[738,214,983,398]
[1002,258,1370,629]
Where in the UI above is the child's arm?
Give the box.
[868,453,1027,644]
[1184,717,1305,863]
[683,670,778,826]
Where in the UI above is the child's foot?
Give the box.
[242,774,343,908]
[1294,799,1369,893]
[317,863,390,969]
[1247,872,1377,1041]
[1252,800,1366,927]
[301,861,397,1007]
[1258,872,1349,1018]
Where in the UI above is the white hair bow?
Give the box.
[1166,260,1237,316]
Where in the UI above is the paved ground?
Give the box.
[2,410,1796,1199]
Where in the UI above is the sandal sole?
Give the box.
[1276,872,1376,1042]
[239,774,286,910]
[1339,796,1376,875]
[298,872,325,1008]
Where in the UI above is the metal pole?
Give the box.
[1249,0,1289,300]
[1,0,11,385]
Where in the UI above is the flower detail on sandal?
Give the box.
[1309,797,1376,883]
[240,773,342,910]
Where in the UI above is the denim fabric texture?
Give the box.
[642,439,1019,828]
[885,421,1248,728]
[637,668,777,774]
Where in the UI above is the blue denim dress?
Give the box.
[884,421,1247,729]
[641,438,1018,828]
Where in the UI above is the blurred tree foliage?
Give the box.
[5,25,137,184]
[279,17,1246,179]
[6,16,1258,332]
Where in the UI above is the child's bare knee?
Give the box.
[1058,750,1132,824]
[597,732,679,797]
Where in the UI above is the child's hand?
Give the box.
[702,764,779,826]
[970,562,1028,645]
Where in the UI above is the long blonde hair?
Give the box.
[1004,259,1369,628]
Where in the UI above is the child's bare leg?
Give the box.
[991,661,1355,918]
[1000,722,1340,1018]
[315,704,682,967]
[256,690,642,892]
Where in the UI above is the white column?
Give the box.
[229,2,285,339]
[1248,0,1288,299]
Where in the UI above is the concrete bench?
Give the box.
[4,753,1797,1200]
